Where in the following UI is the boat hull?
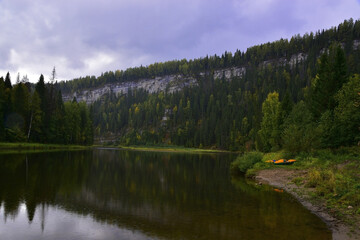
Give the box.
[273,161,294,165]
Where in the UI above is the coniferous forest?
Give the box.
[1,19,360,152]
[0,73,93,145]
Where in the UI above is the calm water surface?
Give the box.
[0,149,331,239]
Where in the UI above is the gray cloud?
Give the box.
[0,0,359,83]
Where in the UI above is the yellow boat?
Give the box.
[265,159,296,165]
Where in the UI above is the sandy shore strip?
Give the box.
[255,169,359,240]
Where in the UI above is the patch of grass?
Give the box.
[301,151,360,215]
[292,177,304,186]
[306,168,322,188]
[0,142,91,152]
[115,145,229,154]
[245,168,258,178]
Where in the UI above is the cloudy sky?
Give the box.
[1,0,360,83]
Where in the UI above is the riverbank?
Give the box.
[231,148,360,239]
[0,142,91,152]
[0,142,229,154]
[111,145,230,154]
[255,169,359,240]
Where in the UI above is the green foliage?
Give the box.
[0,79,6,140]
[309,43,348,118]
[92,77,262,150]
[258,92,282,152]
[28,92,42,141]
[4,72,12,89]
[292,177,304,186]
[289,149,360,212]
[5,127,26,142]
[281,90,293,119]
[303,159,360,211]
[282,101,320,153]
[11,83,30,133]
[63,102,93,145]
[0,73,93,145]
[333,74,360,146]
[230,152,263,174]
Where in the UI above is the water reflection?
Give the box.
[0,149,331,240]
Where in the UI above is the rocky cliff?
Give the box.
[62,66,248,104]
[62,39,360,104]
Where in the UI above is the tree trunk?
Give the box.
[27,112,33,141]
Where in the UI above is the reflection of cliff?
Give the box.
[0,150,330,240]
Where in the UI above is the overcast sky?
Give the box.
[1,0,360,83]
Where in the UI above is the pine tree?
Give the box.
[0,79,6,140]
[34,75,47,141]
[28,92,43,142]
[4,72,12,89]
[7,83,30,140]
[35,74,47,113]
[309,43,348,118]
[282,101,320,153]
[333,74,360,146]
[50,66,56,83]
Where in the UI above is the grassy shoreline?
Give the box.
[231,147,360,236]
[0,142,231,154]
[111,145,231,154]
[0,142,91,151]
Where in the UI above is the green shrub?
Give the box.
[230,152,263,174]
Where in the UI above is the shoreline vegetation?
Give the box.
[100,144,231,154]
[0,142,230,154]
[230,147,360,239]
[0,142,91,153]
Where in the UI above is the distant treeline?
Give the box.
[0,74,93,145]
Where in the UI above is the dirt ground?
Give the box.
[255,169,360,240]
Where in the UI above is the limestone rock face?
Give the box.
[62,67,247,104]
[213,67,246,80]
[289,53,307,66]
[353,40,360,50]
[62,75,198,104]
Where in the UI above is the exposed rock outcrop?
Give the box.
[63,75,198,104]
[63,67,247,104]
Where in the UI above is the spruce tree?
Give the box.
[309,43,348,118]
[4,72,12,89]
[0,80,5,140]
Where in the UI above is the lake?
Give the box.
[0,149,331,239]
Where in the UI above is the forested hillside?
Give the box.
[1,19,359,150]
[84,19,359,151]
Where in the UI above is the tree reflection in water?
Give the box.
[0,150,331,240]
